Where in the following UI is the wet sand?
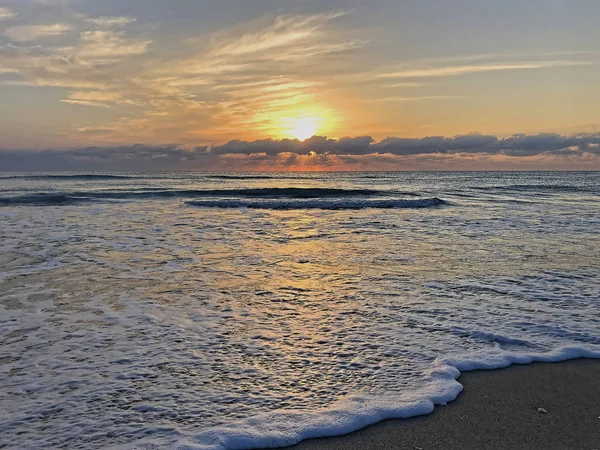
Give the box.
[287,359,600,450]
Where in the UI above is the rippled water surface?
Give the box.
[1,172,599,449]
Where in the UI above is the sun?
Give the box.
[289,117,319,141]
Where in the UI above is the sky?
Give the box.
[1,0,599,171]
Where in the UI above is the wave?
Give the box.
[213,188,388,198]
[206,175,276,180]
[0,188,400,206]
[506,184,593,192]
[0,194,92,206]
[186,197,446,210]
[0,174,135,180]
[475,184,596,194]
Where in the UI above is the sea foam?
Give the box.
[139,347,600,450]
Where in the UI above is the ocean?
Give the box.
[1,171,599,449]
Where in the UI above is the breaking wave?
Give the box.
[0,188,408,206]
[186,197,446,210]
[0,194,92,206]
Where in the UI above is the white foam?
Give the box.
[132,346,598,450]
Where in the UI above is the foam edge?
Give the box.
[132,346,600,450]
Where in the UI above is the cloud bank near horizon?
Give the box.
[2,133,599,172]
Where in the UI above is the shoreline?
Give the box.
[284,358,600,450]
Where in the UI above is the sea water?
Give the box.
[1,171,599,449]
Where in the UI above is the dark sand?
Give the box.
[287,359,600,450]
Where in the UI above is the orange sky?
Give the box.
[1,1,599,170]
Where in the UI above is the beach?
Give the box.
[289,359,600,450]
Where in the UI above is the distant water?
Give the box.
[1,171,599,449]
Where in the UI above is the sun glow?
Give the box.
[276,107,336,141]
[289,117,319,141]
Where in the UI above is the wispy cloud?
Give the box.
[1,9,356,148]
[385,82,428,88]
[0,7,17,20]
[3,23,73,41]
[83,16,136,28]
[375,60,592,80]
[59,91,123,108]
[75,30,151,62]
[373,95,465,102]
[207,12,350,57]
[73,11,363,142]
[1,2,597,149]
[67,91,123,102]
[352,52,597,106]
[60,99,111,108]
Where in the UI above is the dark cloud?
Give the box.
[1,133,599,171]
[0,145,209,171]
[210,133,600,157]
[211,139,309,156]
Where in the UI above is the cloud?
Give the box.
[73,11,364,141]
[375,60,592,80]
[75,30,151,62]
[373,95,465,102]
[1,3,598,149]
[60,99,110,108]
[67,91,123,102]
[0,7,17,20]
[0,25,152,93]
[208,133,600,157]
[59,91,127,108]
[0,7,362,143]
[83,16,136,28]
[0,144,207,172]
[209,12,338,55]
[385,82,428,88]
[2,133,598,172]
[3,23,73,41]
